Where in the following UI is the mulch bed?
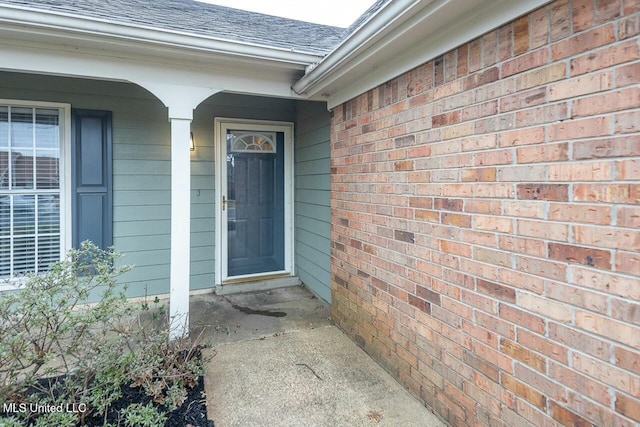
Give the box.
[96,376,213,427]
[1,376,214,426]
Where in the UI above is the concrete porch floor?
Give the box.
[190,285,445,427]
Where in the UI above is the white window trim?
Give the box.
[214,118,295,285]
[0,99,71,291]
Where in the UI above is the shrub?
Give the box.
[0,242,209,425]
[120,402,167,427]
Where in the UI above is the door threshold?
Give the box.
[215,276,301,296]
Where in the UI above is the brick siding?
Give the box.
[330,0,640,425]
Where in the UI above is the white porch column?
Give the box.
[137,84,220,340]
[169,117,191,339]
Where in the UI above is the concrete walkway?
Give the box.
[191,286,445,427]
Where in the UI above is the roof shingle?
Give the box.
[341,0,391,40]
[1,0,346,55]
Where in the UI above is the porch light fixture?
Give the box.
[190,132,195,151]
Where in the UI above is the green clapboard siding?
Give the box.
[296,174,330,191]
[114,220,170,237]
[294,101,332,303]
[1,72,332,301]
[0,72,300,298]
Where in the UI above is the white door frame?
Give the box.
[214,117,295,285]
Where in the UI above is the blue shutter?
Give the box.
[71,109,113,249]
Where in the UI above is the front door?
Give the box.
[216,119,293,283]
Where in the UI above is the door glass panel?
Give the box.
[226,129,285,277]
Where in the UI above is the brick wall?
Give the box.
[330,1,640,426]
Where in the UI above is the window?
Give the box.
[0,102,69,280]
[228,131,277,153]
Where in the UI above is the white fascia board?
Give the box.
[293,0,552,109]
[0,4,323,68]
[292,0,425,95]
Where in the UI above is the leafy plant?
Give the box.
[0,241,211,425]
[34,411,78,427]
[120,402,167,427]
[0,416,23,427]
[127,331,206,411]
[0,242,132,422]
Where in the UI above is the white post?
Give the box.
[169,117,191,339]
[145,87,218,340]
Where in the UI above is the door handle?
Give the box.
[222,195,226,211]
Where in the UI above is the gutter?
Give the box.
[293,0,552,107]
[292,0,424,96]
[0,4,325,67]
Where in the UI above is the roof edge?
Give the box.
[293,0,421,95]
[293,0,552,108]
[0,4,325,66]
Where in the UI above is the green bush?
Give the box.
[0,242,209,426]
[121,402,167,427]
